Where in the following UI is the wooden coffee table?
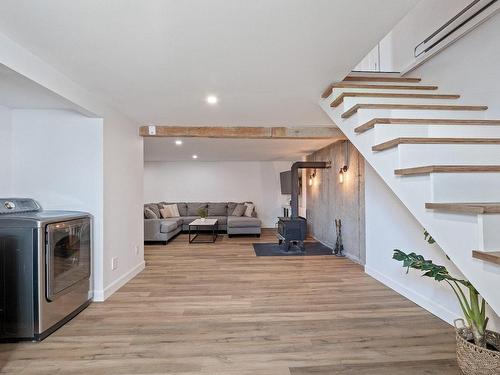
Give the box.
[188,218,218,243]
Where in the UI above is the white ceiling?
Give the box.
[144,137,337,162]
[0,0,417,127]
[0,64,88,113]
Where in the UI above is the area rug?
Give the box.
[253,242,334,256]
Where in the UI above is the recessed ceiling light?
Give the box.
[192,154,198,159]
[175,140,183,145]
[206,95,218,105]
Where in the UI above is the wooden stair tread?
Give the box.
[395,165,500,175]
[321,83,438,98]
[355,118,500,133]
[425,202,500,214]
[343,76,421,83]
[342,104,488,119]
[372,137,500,151]
[472,250,500,265]
[330,92,460,108]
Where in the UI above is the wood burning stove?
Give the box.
[277,216,307,251]
[278,216,307,240]
[277,161,331,252]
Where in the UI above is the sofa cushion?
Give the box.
[145,203,160,218]
[207,216,227,225]
[176,203,188,216]
[244,203,255,217]
[160,219,181,233]
[231,204,246,217]
[181,216,200,225]
[208,202,227,216]
[227,202,238,215]
[144,207,158,219]
[227,216,261,228]
[187,202,208,216]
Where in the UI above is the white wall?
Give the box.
[365,163,500,330]
[0,31,144,301]
[383,0,472,71]
[101,111,144,299]
[411,11,500,119]
[0,104,12,195]
[10,109,103,296]
[356,0,480,72]
[144,161,293,228]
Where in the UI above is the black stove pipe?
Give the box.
[290,161,331,218]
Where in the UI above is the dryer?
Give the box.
[0,198,92,341]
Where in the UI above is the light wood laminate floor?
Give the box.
[0,230,460,374]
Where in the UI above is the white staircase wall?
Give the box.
[409,12,500,120]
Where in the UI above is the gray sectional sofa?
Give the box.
[144,202,262,243]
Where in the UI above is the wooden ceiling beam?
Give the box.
[139,126,345,140]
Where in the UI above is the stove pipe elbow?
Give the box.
[290,161,331,218]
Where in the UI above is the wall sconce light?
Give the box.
[309,169,316,186]
[339,165,348,184]
[339,141,349,184]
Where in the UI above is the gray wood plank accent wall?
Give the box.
[306,140,366,264]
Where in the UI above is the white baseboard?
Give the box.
[365,265,460,325]
[93,260,145,302]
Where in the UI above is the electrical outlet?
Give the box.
[135,245,139,255]
[111,257,118,270]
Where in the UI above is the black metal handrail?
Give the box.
[414,0,498,58]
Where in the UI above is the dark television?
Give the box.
[280,170,292,194]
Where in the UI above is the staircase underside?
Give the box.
[320,73,500,316]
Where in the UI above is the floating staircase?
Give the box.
[320,73,500,316]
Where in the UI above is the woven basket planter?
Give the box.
[455,320,500,375]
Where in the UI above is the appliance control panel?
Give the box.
[0,198,41,214]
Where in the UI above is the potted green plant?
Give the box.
[197,207,208,222]
[393,249,499,374]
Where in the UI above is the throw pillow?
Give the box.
[227,202,238,215]
[144,207,157,219]
[169,204,180,217]
[160,204,180,218]
[145,204,160,218]
[159,207,171,218]
[231,204,246,217]
[244,203,255,218]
